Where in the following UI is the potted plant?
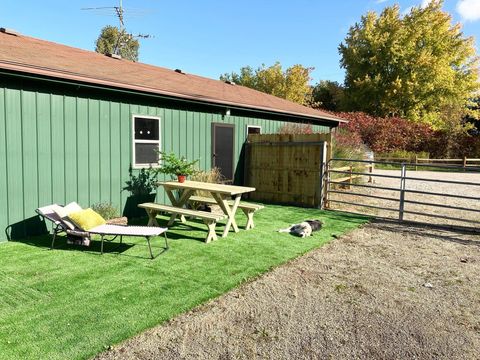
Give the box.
[156,151,199,182]
[122,166,157,219]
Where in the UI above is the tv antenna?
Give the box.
[82,0,125,31]
[82,0,153,37]
[82,0,154,59]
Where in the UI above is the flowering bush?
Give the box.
[335,112,434,153]
[329,111,480,158]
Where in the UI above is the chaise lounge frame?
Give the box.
[36,204,168,259]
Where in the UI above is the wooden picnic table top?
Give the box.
[157,180,256,196]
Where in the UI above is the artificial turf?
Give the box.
[0,204,368,360]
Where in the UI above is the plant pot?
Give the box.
[177,175,187,183]
[123,193,157,219]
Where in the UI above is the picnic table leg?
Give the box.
[204,219,218,243]
[212,193,241,237]
[146,209,160,227]
[164,187,193,224]
[243,208,255,230]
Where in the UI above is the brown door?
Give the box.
[212,123,235,181]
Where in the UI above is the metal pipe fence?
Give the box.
[324,158,480,231]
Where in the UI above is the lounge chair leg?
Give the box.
[164,232,169,249]
[146,236,154,259]
[100,235,104,255]
[51,224,62,249]
[120,235,123,244]
[51,229,57,250]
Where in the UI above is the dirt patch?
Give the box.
[95,222,480,360]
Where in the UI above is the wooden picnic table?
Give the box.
[157,181,256,237]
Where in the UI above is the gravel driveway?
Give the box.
[96,221,480,360]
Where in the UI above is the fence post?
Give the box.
[319,141,328,209]
[399,163,406,221]
[414,154,418,172]
[348,165,353,190]
[368,162,373,183]
[324,159,331,209]
[463,156,467,171]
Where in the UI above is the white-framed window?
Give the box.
[132,115,161,168]
[246,125,262,136]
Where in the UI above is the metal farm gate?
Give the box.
[324,158,480,231]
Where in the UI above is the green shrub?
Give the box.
[155,151,199,178]
[91,202,119,220]
[190,167,225,197]
[123,166,157,195]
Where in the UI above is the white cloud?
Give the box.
[457,0,480,21]
[402,6,414,15]
[402,0,435,16]
[376,0,388,3]
[421,0,433,8]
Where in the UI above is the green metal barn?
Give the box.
[0,29,343,241]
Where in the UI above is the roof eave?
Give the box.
[0,61,346,125]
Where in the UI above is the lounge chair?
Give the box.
[36,204,168,259]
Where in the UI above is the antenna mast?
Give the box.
[116,0,124,32]
[82,1,153,59]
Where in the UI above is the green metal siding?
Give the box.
[0,82,330,241]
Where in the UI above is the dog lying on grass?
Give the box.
[278,220,323,238]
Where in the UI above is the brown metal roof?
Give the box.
[0,31,345,124]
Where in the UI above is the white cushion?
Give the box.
[53,202,83,230]
[54,202,82,218]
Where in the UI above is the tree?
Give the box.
[339,0,479,129]
[311,80,345,111]
[220,62,314,105]
[95,25,139,62]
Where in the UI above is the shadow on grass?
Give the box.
[9,215,224,257]
[128,216,235,242]
[11,233,136,254]
[14,234,171,259]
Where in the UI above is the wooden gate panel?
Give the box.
[245,133,330,207]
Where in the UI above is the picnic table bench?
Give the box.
[188,195,264,230]
[138,203,226,243]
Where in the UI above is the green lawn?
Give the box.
[0,204,368,360]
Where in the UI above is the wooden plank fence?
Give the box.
[329,163,374,187]
[244,133,331,207]
[375,156,480,170]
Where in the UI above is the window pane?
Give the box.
[135,117,159,140]
[135,143,159,165]
[248,126,261,135]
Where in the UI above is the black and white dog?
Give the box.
[279,220,323,238]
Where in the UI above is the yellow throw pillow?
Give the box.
[68,208,106,231]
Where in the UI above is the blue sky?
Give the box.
[1,0,479,84]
